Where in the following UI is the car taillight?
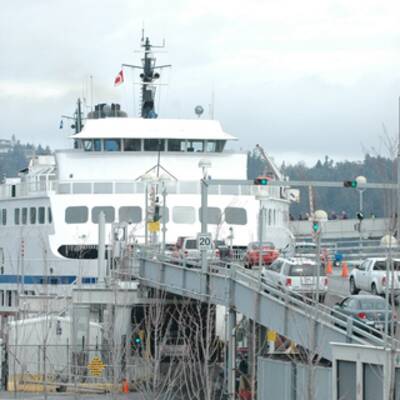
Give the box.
[285,278,292,286]
[357,312,367,319]
[382,277,387,286]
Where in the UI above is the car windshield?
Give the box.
[251,242,274,249]
[374,261,400,271]
[295,244,316,252]
[359,298,388,310]
[185,240,197,250]
[289,264,326,276]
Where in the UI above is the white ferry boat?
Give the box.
[0,36,293,311]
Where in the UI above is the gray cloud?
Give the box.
[1,0,400,165]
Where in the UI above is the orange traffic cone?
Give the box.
[341,261,349,278]
[325,260,333,275]
[122,379,129,393]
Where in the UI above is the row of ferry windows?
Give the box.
[14,207,53,225]
[66,206,247,225]
[80,139,226,153]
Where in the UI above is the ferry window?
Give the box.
[92,206,115,223]
[206,141,216,152]
[48,207,53,223]
[22,208,28,225]
[65,206,88,224]
[198,207,222,224]
[83,140,93,151]
[225,207,247,225]
[168,139,186,152]
[119,206,142,223]
[2,209,6,225]
[123,139,141,151]
[0,291,3,306]
[93,139,102,151]
[187,140,204,152]
[14,209,20,225]
[38,207,45,224]
[172,206,196,224]
[7,290,12,307]
[30,207,36,224]
[216,140,226,152]
[144,139,165,151]
[104,139,121,152]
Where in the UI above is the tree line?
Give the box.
[0,139,51,179]
[248,151,395,219]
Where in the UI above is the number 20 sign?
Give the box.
[197,233,212,250]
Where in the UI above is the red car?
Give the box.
[243,241,279,268]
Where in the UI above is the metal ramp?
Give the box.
[136,254,391,361]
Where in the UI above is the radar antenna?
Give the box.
[122,34,171,118]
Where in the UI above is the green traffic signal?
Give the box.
[312,221,319,232]
[343,180,357,188]
[254,177,269,185]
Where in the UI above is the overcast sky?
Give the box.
[1,0,400,165]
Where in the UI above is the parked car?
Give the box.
[331,294,395,335]
[261,257,328,302]
[243,241,279,268]
[349,257,400,297]
[214,240,234,262]
[172,237,217,266]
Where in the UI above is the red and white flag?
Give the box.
[114,69,124,86]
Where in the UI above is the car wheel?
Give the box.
[350,277,360,295]
[371,283,378,296]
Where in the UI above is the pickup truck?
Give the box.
[349,257,400,296]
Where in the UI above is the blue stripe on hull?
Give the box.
[0,275,97,284]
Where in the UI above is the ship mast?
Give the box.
[123,34,171,118]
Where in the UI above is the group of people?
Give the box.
[290,210,376,221]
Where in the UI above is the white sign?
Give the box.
[197,233,212,250]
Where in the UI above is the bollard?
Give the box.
[122,379,129,393]
[341,261,349,278]
[325,260,333,275]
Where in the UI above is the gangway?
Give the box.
[134,251,394,361]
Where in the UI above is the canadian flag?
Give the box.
[114,69,124,86]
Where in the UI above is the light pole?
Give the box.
[355,175,367,214]
[380,234,398,342]
[312,210,328,303]
[199,160,211,276]
[355,176,367,258]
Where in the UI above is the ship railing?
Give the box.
[0,178,58,199]
[0,178,285,199]
[56,179,282,197]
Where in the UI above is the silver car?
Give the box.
[261,257,328,302]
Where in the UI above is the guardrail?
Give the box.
[136,247,397,360]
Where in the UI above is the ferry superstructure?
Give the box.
[0,36,293,310]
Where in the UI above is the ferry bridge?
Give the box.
[135,250,394,398]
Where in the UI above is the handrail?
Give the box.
[138,248,396,348]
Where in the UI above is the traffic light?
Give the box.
[153,205,161,222]
[312,221,319,233]
[343,180,357,188]
[131,330,144,354]
[254,176,269,185]
[356,212,364,221]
